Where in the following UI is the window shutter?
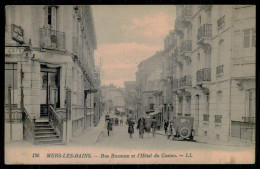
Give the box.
[51,7,57,30]
[44,6,48,28]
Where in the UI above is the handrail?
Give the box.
[49,105,64,143]
[50,105,62,122]
[23,108,35,144]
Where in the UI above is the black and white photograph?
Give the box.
[4,5,256,164]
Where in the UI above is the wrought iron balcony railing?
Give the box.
[196,68,211,83]
[180,40,192,54]
[217,15,225,30]
[40,28,66,51]
[197,24,212,42]
[178,75,192,88]
[203,114,209,122]
[214,115,222,123]
[216,65,224,76]
[242,116,255,123]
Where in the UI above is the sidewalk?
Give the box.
[155,129,255,147]
[68,115,107,146]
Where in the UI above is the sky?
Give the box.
[92,5,176,88]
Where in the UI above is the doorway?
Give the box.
[40,65,60,118]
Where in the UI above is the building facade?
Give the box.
[171,5,256,142]
[101,84,126,115]
[136,5,255,142]
[5,5,100,144]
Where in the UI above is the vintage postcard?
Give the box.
[4,5,255,164]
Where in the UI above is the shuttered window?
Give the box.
[252,29,256,47]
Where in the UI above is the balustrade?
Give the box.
[196,68,211,83]
[197,24,212,42]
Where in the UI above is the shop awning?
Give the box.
[148,111,161,116]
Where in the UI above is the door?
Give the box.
[40,65,60,118]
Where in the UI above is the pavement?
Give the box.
[155,129,255,147]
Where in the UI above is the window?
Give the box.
[204,131,207,136]
[214,115,222,123]
[198,16,201,26]
[48,7,52,25]
[216,134,220,140]
[197,53,200,61]
[5,63,18,104]
[243,29,255,48]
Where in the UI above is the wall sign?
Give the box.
[5,47,25,55]
[11,24,24,44]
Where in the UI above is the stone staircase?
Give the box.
[34,120,63,145]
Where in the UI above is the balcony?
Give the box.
[197,24,212,43]
[178,75,192,89]
[216,65,224,76]
[172,78,178,91]
[196,68,211,84]
[180,40,192,56]
[181,6,193,24]
[174,17,183,34]
[203,114,209,122]
[40,28,66,51]
[242,117,255,123]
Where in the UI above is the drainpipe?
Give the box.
[229,79,232,141]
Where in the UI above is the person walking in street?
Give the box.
[107,119,113,136]
[128,118,135,138]
[151,116,157,137]
[164,120,169,134]
[120,119,123,126]
[172,123,176,141]
[137,116,146,138]
[167,122,173,139]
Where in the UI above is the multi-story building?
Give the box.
[124,81,138,121]
[101,84,126,115]
[161,30,177,122]
[170,5,255,142]
[135,51,164,120]
[5,5,99,144]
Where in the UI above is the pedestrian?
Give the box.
[151,116,157,137]
[128,118,135,138]
[107,119,113,136]
[120,119,123,126]
[137,115,146,138]
[167,123,173,139]
[164,120,169,134]
[172,125,176,140]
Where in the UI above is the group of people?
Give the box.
[127,116,157,138]
[106,118,124,136]
[164,120,176,140]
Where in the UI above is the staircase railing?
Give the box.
[49,105,64,143]
[22,108,35,144]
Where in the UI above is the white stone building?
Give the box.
[171,5,255,142]
[5,5,98,144]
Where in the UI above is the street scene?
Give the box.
[4,5,255,164]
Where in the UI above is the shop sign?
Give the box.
[11,24,24,44]
[5,47,24,55]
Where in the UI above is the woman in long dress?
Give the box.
[128,118,135,138]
